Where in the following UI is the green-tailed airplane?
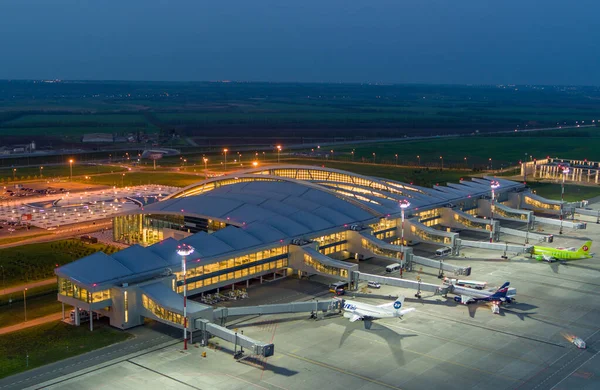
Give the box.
[532,241,593,262]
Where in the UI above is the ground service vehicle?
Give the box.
[443,278,487,290]
[385,263,401,273]
[329,281,349,295]
[436,247,452,256]
[367,281,381,289]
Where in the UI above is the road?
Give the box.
[1,278,56,296]
[0,321,182,390]
[0,313,63,336]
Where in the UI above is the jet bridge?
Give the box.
[195,319,275,358]
[352,272,450,295]
[289,243,358,282]
[479,200,532,224]
[499,227,553,243]
[440,208,495,234]
[212,299,341,323]
[533,216,587,230]
[456,238,533,255]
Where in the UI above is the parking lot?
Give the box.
[26,215,600,390]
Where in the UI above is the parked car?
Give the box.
[367,281,381,289]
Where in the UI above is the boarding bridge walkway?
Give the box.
[407,219,458,247]
[359,232,471,276]
[534,216,587,230]
[195,319,275,357]
[493,203,532,223]
[212,299,341,322]
[575,208,600,217]
[441,208,492,233]
[295,245,359,282]
[456,238,533,254]
[499,227,553,242]
[352,272,450,295]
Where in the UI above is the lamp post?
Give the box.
[395,154,398,165]
[351,150,355,162]
[203,157,208,175]
[417,155,420,166]
[13,168,16,181]
[489,158,493,171]
[121,173,125,187]
[276,145,282,163]
[372,153,376,163]
[24,287,28,321]
[464,157,468,169]
[399,200,410,261]
[69,159,74,181]
[560,167,570,235]
[40,166,43,179]
[223,148,228,170]
[440,156,444,170]
[177,243,195,350]
[490,181,500,243]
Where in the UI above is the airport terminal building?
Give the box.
[56,165,584,330]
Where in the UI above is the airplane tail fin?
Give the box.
[491,282,510,298]
[577,241,592,255]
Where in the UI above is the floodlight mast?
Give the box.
[177,244,195,350]
[560,167,570,234]
[399,200,411,263]
[490,181,500,243]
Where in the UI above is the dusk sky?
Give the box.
[1,0,598,85]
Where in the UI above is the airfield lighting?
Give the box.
[490,181,500,243]
[69,159,74,181]
[399,200,411,262]
[560,167,570,235]
[223,149,228,170]
[276,145,282,163]
[252,161,258,167]
[176,244,195,350]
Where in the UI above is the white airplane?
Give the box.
[339,296,415,329]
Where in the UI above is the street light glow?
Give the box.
[177,243,195,257]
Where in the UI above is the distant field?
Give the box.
[0,164,126,182]
[0,321,131,379]
[323,128,600,168]
[4,114,150,126]
[79,171,203,187]
[0,126,156,136]
[526,182,600,202]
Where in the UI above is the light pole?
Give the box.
[399,200,410,265]
[330,150,334,160]
[440,156,444,170]
[203,157,208,175]
[13,168,16,181]
[177,243,195,350]
[121,173,125,187]
[372,153,376,163]
[524,153,528,182]
[351,150,355,162]
[277,145,282,163]
[490,181,500,243]
[223,148,228,170]
[40,166,43,179]
[24,287,28,321]
[69,159,74,181]
[395,154,398,165]
[417,155,420,166]
[489,158,493,171]
[464,157,468,169]
[560,167,570,235]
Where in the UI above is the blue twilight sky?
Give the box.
[0,0,598,85]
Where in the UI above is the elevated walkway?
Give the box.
[491,202,532,223]
[440,208,492,233]
[358,232,471,275]
[195,319,275,357]
[352,272,449,295]
[499,227,553,242]
[212,299,340,322]
[456,238,533,255]
[406,219,458,248]
[291,245,358,282]
[534,216,587,230]
[575,208,600,217]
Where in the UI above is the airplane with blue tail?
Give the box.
[337,296,415,329]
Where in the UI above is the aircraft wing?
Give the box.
[349,314,362,322]
[461,295,473,304]
[543,254,556,262]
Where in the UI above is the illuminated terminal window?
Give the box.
[361,238,402,259]
[414,208,442,223]
[524,196,561,211]
[312,232,347,248]
[453,214,489,230]
[124,291,129,323]
[142,294,184,326]
[174,246,289,293]
[493,207,528,221]
[320,242,348,256]
[58,277,110,303]
[303,253,349,279]
[410,225,452,244]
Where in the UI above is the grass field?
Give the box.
[0,239,120,287]
[0,321,131,379]
[324,128,600,168]
[0,284,62,328]
[526,182,600,202]
[0,232,53,246]
[0,164,126,183]
[79,171,203,187]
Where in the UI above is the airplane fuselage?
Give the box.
[342,300,396,319]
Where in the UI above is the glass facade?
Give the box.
[453,214,490,230]
[303,253,349,279]
[58,277,110,303]
[142,294,184,325]
[493,206,529,221]
[410,225,452,244]
[370,218,398,240]
[174,246,289,293]
[414,208,442,223]
[524,196,561,211]
[175,177,279,198]
[361,238,402,259]
[124,291,129,323]
[312,232,348,256]
[113,214,227,245]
